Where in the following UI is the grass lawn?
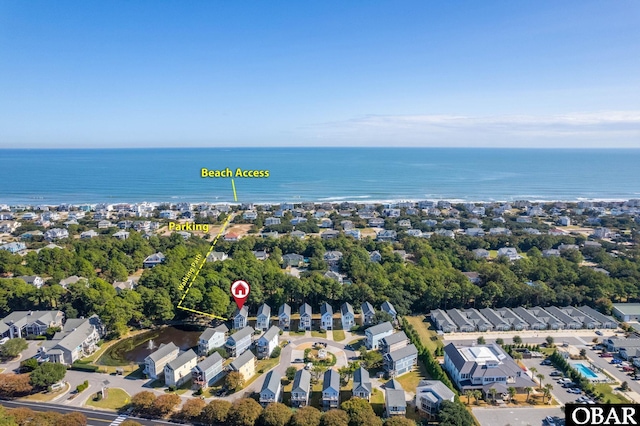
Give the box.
[289,330,306,336]
[332,329,346,342]
[257,357,280,373]
[311,331,328,338]
[389,359,431,393]
[595,383,632,404]
[346,338,365,351]
[404,315,443,353]
[23,383,70,402]
[85,388,131,411]
[370,388,385,416]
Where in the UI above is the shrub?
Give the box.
[271,346,281,358]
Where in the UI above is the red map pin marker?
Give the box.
[230,280,250,310]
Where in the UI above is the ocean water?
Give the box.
[0,148,639,204]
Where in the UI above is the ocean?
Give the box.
[0,148,639,205]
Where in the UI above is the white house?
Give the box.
[256,304,271,331]
[233,306,249,330]
[197,324,228,356]
[164,349,197,387]
[299,303,312,331]
[257,325,280,359]
[365,321,394,350]
[320,302,333,331]
[144,343,179,380]
[341,302,355,330]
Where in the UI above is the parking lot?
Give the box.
[520,357,582,406]
[473,407,564,426]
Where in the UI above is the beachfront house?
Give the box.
[322,369,340,410]
[341,303,355,330]
[320,302,333,331]
[299,303,312,331]
[233,306,249,330]
[229,350,256,383]
[291,369,312,408]
[164,349,197,388]
[198,324,228,356]
[226,326,254,357]
[352,366,372,400]
[144,342,179,380]
[192,352,225,388]
[260,371,283,407]
[256,304,271,331]
[257,325,280,359]
[365,321,394,350]
[278,303,291,330]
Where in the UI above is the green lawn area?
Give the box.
[257,357,280,373]
[388,359,430,393]
[23,383,70,402]
[311,330,328,338]
[289,330,306,336]
[346,338,365,351]
[404,315,443,353]
[332,329,346,342]
[85,388,131,411]
[370,388,385,417]
[594,384,632,404]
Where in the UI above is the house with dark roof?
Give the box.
[341,303,355,330]
[322,369,340,410]
[299,303,312,331]
[415,380,455,419]
[260,370,282,406]
[0,310,64,339]
[291,369,312,407]
[278,303,291,330]
[192,352,225,388]
[511,307,545,330]
[256,304,271,331]
[361,302,376,326]
[430,309,457,333]
[478,308,511,332]
[39,315,104,366]
[381,301,397,320]
[577,305,617,328]
[320,302,333,331]
[352,366,372,400]
[385,380,406,417]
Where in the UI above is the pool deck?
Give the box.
[570,360,609,382]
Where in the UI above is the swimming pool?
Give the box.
[573,363,598,379]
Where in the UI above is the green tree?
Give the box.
[29,362,67,390]
[507,387,516,402]
[321,409,349,426]
[340,397,382,426]
[437,401,476,426]
[227,398,263,426]
[0,338,28,359]
[225,371,245,392]
[477,336,485,345]
[360,349,383,370]
[290,406,322,426]
[19,358,39,372]
[545,336,554,348]
[384,418,416,426]
[258,402,292,426]
[286,366,297,381]
[512,335,522,344]
[200,400,232,424]
[495,338,504,345]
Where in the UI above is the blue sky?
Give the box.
[1,1,639,148]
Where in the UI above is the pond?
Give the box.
[99,325,203,366]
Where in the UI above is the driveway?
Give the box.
[0,341,41,374]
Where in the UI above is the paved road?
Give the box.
[473,406,563,426]
[0,399,181,426]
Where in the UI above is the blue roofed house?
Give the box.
[256,304,271,331]
[192,352,225,388]
[299,303,312,331]
[385,380,407,417]
[381,301,397,321]
[257,325,280,359]
[322,369,341,410]
[365,321,394,350]
[233,306,249,330]
[361,302,376,326]
[384,344,418,378]
[165,349,198,387]
[320,302,333,331]
[352,366,372,400]
[278,304,292,330]
[341,303,355,330]
[197,324,228,356]
[260,370,283,407]
[291,369,312,407]
[226,326,254,357]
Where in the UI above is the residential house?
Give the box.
[17,275,45,289]
[478,308,511,332]
[0,310,64,339]
[112,230,129,240]
[59,276,86,288]
[164,349,198,387]
[322,369,341,410]
[192,352,225,388]
[361,302,376,326]
[242,211,258,221]
[323,251,343,267]
[472,249,490,259]
[144,343,179,380]
[577,305,617,329]
[299,303,312,331]
[511,307,546,330]
[80,230,98,239]
[377,230,397,242]
[379,331,408,355]
[497,247,521,261]
[324,271,343,284]
[369,251,382,263]
[143,252,166,268]
[198,324,228,356]
[291,369,312,408]
[352,366,372,400]
[385,380,407,417]
[226,326,254,357]
[260,370,283,407]
[44,228,69,241]
[384,344,418,378]
[320,302,333,331]
[206,251,229,262]
[229,350,256,383]
[257,326,280,359]
[113,280,135,293]
[365,321,394,350]
[256,304,271,331]
[0,242,27,253]
[321,230,340,239]
[381,301,397,321]
[278,304,292,330]
[253,250,269,261]
[233,306,249,330]
[265,217,281,226]
[282,253,304,268]
[415,380,455,419]
[39,315,104,366]
[430,309,457,333]
[341,303,355,330]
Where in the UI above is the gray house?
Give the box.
[384,344,418,378]
[291,369,312,407]
[256,304,271,331]
[341,302,355,330]
[381,301,397,320]
[299,303,312,331]
[361,302,376,326]
[192,352,225,388]
[259,370,282,407]
[430,309,457,333]
[365,321,394,350]
[385,380,406,417]
[322,369,340,410]
[197,324,228,356]
[257,325,280,360]
[144,342,179,380]
[320,302,333,331]
[352,366,372,400]
[278,303,292,330]
[226,326,254,357]
[233,306,249,330]
[379,331,408,355]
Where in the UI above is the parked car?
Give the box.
[595,330,603,336]
[611,359,623,364]
[545,416,556,426]
[541,359,552,366]
[293,358,303,363]
[600,353,614,358]
[623,366,635,372]
[550,371,563,377]
[568,388,582,394]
